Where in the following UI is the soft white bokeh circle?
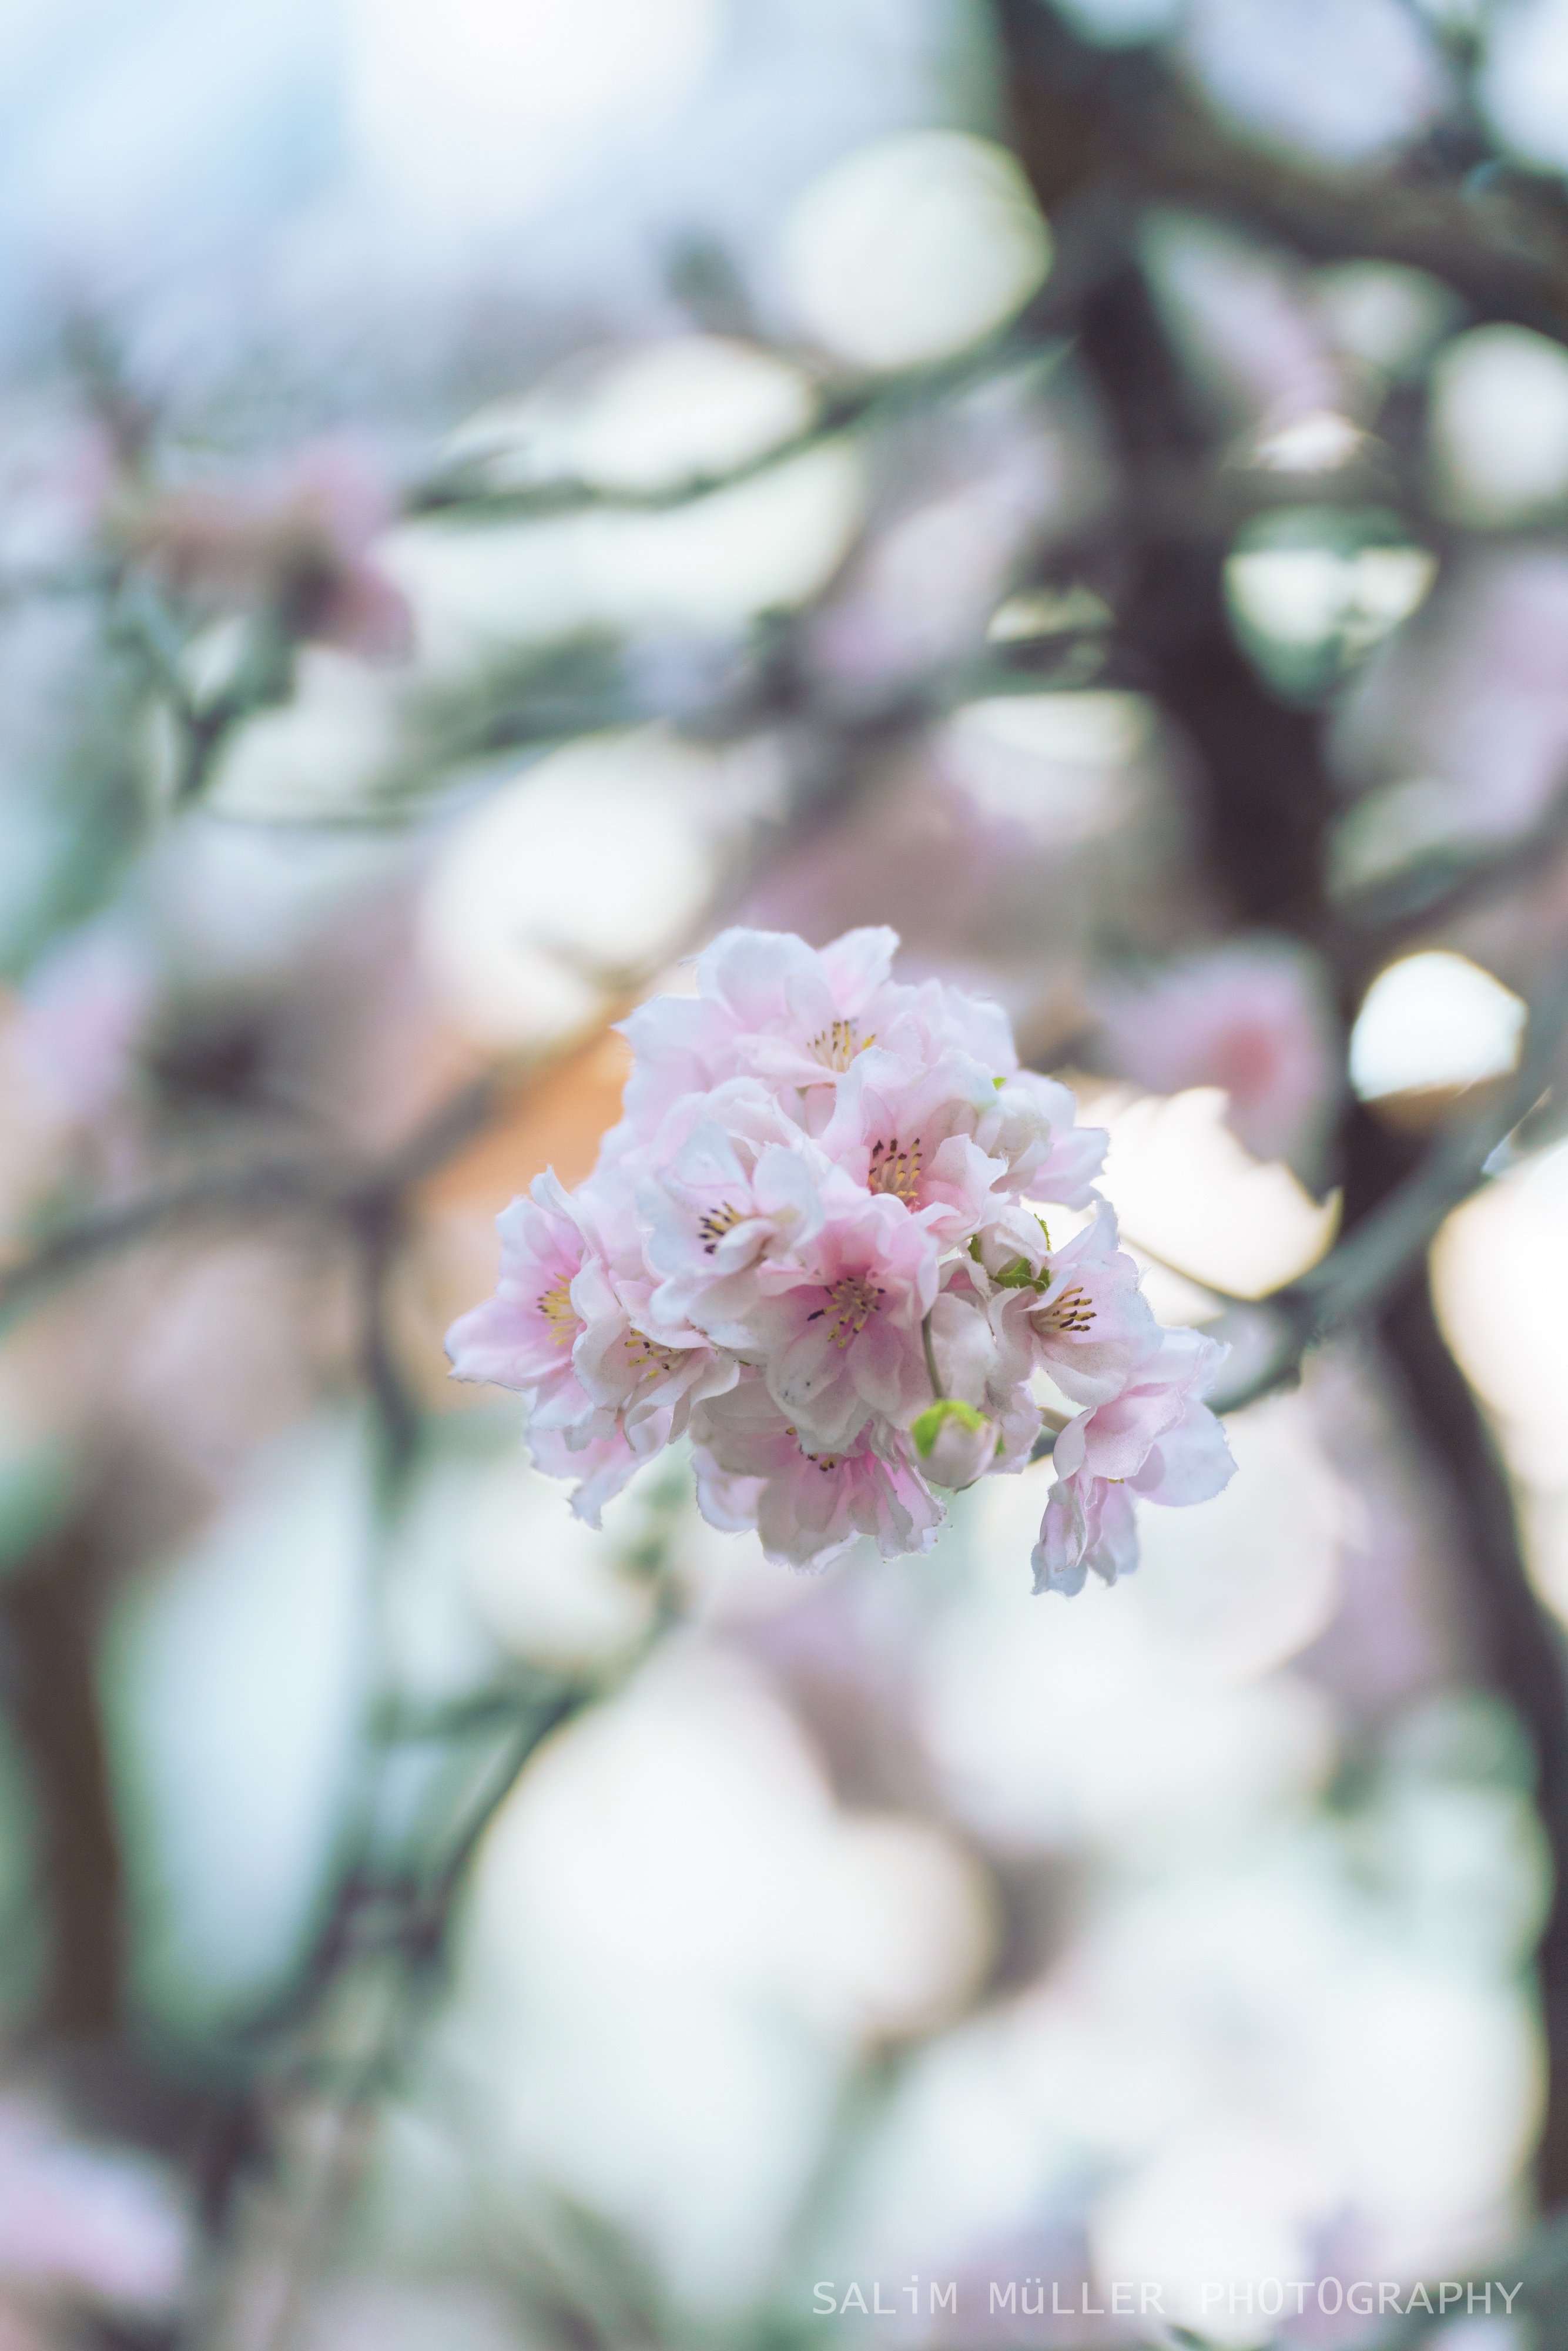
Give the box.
[420,730,721,1047]
[1349,950,1525,1101]
[1429,325,1568,525]
[779,130,1052,371]
[447,337,816,497]
[351,0,719,138]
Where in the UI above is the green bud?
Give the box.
[911,1398,986,1458]
[912,1397,998,1489]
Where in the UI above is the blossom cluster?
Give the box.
[447,928,1235,1589]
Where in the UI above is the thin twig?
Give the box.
[921,1310,946,1403]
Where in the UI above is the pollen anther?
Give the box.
[623,1330,681,1375]
[825,1272,884,1347]
[538,1275,579,1347]
[698,1201,745,1254]
[1040,1282,1095,1335]
[868,1134,922,1203]
[807,1017,873,1072]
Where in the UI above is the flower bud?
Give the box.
[910,1398,996,1489]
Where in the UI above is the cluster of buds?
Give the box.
[448,929,1234,1590]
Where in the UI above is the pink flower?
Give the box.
[1033,1328,1236,1595]
[1052,1327,1234,1492]
[985,1201,1164,1408]
[445,1170,607,1434]
[445,1169,735,1523]
[121,439,412,662]
[638,1084,829,1343]
[1033,1473,1139,1596]
[1095,937,1339,1177]
[614,926,1019,1146]
[924,1280,1041,1471]
[817,1045,1011,1244]
[525,1422,657,1530]
[567,1243,736,1442]
[445,925,1237,1593]
[1337,548,1568,845]
[12,925,152,1126]
[736,1183,942,1451]
[691,1379,942,1570]
[816,1049,1107,1248]
[0,2099,188,2313]
[614,926,911,1140]
[1003,1073,1108,1207]
[876,973,1020,1084]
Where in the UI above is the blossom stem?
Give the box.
[921,1310,944,1402]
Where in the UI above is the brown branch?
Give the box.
[1330,775,1568,950]
[401,315,1059,525]
[1381,1253,1568,2203]
[998,0,1568,343]
[994,3,1568,2213]
[0,1512,125,2038]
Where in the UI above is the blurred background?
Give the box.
[4,0,1568,2343]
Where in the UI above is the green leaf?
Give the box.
[990,1257,1046,1291]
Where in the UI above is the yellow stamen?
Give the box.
[807,1017,873,1073]
[1039,1282,1095,1335]
[867,1134,921,1203]
[623,1330,681,1375]
[538,1275,579,1347]
[808,1272,884,1348]
[697,1201,745,1255]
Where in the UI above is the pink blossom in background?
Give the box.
[805,419,1082,701]
[1142,211,1349,443]
[0,410,115,575]
[12,925,152,1127]
[1095,934,1341,1176]
[0,2099,189,2313]
[120,438,412,662]
[0,2303,45,2351]
[1336,548,1568,846]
